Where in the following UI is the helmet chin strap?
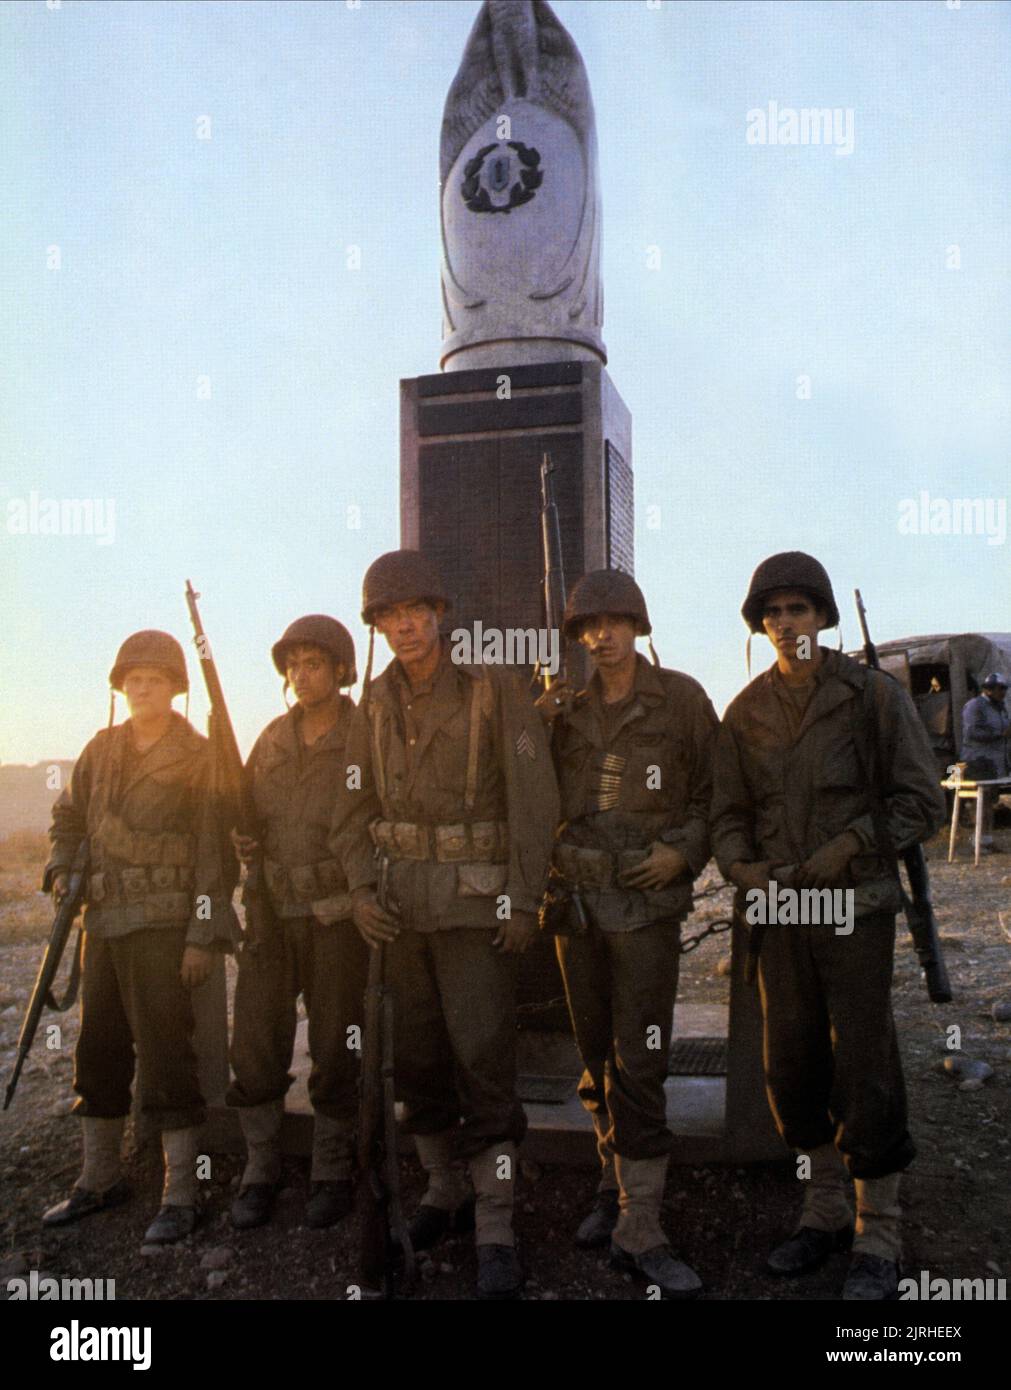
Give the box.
[746,633,752,680]
[107,689,116,729]
[646,636,660,668]
[363,627,376,707]
[282,679,294,710]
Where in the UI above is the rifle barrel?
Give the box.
[539,454,567,690]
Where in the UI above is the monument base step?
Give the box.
[206,1003,786,1167]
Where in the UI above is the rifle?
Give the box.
[357,852,414,1297]
[854,589,953,1003]
[184,579,274,947]
[539,452,567,691]
[4,839,89,1109]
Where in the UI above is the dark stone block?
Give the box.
[416,362,584,397]
[418,391,583,437]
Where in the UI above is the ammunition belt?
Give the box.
[369,819,509,864]
[593,752,627,812]
[263,857,347,906]
[88,866,193,919]
[553,843,649,890]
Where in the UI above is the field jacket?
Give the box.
[551,655,718,930]
[329,645,559,930]
[44,714,239,947]
[245,698,355,920]
[711,648,946,918]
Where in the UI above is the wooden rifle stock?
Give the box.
[4,839,88,1109]
[357,853,414,1296]
[184,580,274,947]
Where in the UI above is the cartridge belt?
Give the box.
[88,865,193,919]
[369,819,509,864]
[553,843,648,890]
[263,857,348,909]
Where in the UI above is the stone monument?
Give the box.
[439,0,604,371]
[398,0,781,1165]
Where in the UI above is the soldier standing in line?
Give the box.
[537,570,718,1299]
[228,617,368,1231]
[328,550,559,1299]
[710,552,946,1300]
[41,631,238,1243]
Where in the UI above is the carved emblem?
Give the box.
[461,141,543,214]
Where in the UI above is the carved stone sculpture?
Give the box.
[440,0,605,371]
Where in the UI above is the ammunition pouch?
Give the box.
[263,857,352,922]
[87,865,192,921]
[455,862,509,898]
[369,819,509,865]
[553,842,648,890]
[370,819,510,901]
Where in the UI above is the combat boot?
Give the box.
[574,1112,619,1249]
[767,1142,854,1276]
[843,1253,900,1300]
[306,1112,354,1229]
[469,1141,523,1300]
[609,1154,702,1300]
[408,1129,474,1251]
[843,1172,902,1299]
[231,1099,284,1230]
[42,1116,131,1226]
[144,1125,201,1244]
[575,1191,619,1249]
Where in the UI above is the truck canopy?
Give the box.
[848,632,1011,773]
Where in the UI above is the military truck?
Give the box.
[850,632,1011,778]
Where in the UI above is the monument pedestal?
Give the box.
[400,360,633,641]
[394,356,783,1165]
[401,357,634,1033]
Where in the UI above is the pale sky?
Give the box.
[3,0,1008,765]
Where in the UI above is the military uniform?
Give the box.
[329,551,559,1294]
[551,657,716,1149]
[544,570,716,1296]
[226,614,367,1230]
[710,553,946,1298]
[227,699,368,1203]
[42,631,238,1243]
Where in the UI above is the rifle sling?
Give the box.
[44,929,83,1012]
[463,674,485,815]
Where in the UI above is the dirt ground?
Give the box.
[1,826,1009,1302]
